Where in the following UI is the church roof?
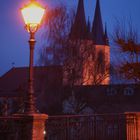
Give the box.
[92,0,106,45]
[69,0,88,40]
[69,0,109,45]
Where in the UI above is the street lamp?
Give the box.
[21,0,45,114]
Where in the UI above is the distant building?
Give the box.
[0,66,63,115]
[63,0,110,85]
[0,66,140,115]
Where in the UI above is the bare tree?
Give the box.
[63,90,94,114]
[38,4,75,65]
[112,17,140,83]
[63,40,110,86]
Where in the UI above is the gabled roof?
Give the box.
[62,84,140,113]
[92,0,106,45]
[0,66,63,95]
[69,0,88,40]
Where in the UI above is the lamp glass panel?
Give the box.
[21,3,45,25]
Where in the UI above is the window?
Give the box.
[124,87,134,96]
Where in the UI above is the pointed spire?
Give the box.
[69,0,87,40]
[86,16,92,40]
[92,0,105,45]
[87,16,91,33]
[104,23,109,45]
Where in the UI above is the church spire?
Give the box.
[92,0,105,45]
[86,16,92,39]
[104,23,109,45]
[69,0,87,40]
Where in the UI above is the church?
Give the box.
[0,0,140,115]
[63,0,110,86]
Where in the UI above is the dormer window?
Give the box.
[124,87,134,96]
[107,87,117,96]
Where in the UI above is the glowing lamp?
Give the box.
[21,1,45,33]
[20,0,45,114]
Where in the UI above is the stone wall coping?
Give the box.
[13,113,48,120]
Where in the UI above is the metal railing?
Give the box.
[46,114,136,140]
[0,113,138,140]
[0,116,20,140]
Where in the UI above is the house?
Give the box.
[63,0,110,85]
[0,66,63,115]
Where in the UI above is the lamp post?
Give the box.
[16,2,47,139]
[21,0,45,114]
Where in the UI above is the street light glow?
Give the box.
[20,0,45,113]
[21,1,45,26]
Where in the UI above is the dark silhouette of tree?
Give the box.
[38,5,75,65]
[112,18,140,83]
[63,91,93,114]
[63,40,110,86]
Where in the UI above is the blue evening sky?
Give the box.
[0,0,140,76]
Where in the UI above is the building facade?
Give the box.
[63,0,110,86]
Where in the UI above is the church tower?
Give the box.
[63,0,110,86]
[69,0,88,40]
[90,0,110,85]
